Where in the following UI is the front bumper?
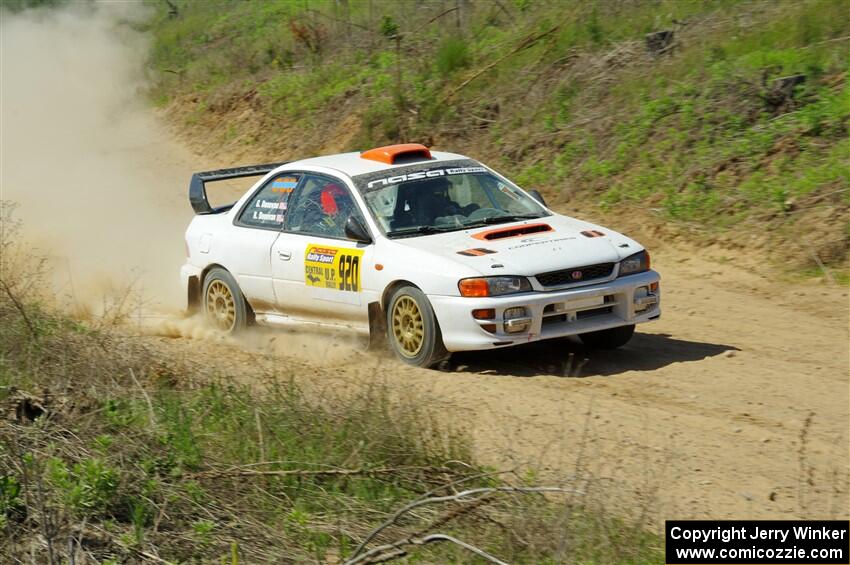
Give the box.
[429,270,661,352]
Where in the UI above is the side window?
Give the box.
[485,177,524,211]
[237,173,302,230]
[285,174,363,240]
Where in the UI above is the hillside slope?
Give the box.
[147,0,849,271]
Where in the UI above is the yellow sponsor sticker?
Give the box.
[304,244,364,292]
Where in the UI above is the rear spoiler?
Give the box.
[189,162,289,214]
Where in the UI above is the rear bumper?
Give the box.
[429,270,661,352]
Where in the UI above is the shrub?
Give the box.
[436,37,470,75]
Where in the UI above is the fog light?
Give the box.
[472,308,495,320]
[503,307,531,334]
[634,286,659,311]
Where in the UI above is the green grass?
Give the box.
[1,331,473,561]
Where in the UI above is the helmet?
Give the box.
[414,178,455,222]
[320,183,347,215]
[420,177,450,194]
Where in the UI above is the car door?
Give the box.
[271,172,374,325]
[227,172,301,312]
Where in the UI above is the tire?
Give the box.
[579,324,635,349]
[386,286,449,368]
[202,267,249,333]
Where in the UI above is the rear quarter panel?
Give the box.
[185,211,279,306]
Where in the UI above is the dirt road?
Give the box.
[146,234,849,527]
[415,245,850,522]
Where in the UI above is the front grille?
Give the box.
[542,314,567,326]
[536,262,615,287]
[576,306,613,319]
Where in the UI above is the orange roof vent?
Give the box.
[360,143,432,165]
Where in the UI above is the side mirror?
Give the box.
[344,215,372,244]
[529,189,547,208]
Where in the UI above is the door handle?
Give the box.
[277,250,292,261]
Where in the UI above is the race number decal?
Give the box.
[304,245,364,292]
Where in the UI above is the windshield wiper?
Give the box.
[386,225,458,238]
[387,215,543,237]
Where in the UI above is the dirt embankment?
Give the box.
[2,2,847,530]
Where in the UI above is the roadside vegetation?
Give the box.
[144,0,849,272]
[1,206,662,562]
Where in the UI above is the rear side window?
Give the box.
[237,173,302,230]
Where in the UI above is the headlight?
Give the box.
[618,250,650,276]
[458,276,532,297]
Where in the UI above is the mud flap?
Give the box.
[366,301,388,351]
[187,275,200,315]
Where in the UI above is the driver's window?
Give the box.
[285,174,362,240]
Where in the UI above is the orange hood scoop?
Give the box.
[472,223,553,241]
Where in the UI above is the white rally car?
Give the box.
[181,144,660,367]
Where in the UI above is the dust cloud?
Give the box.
[1,2,198,312]
[145,317,368,364]
[0,2,367,360]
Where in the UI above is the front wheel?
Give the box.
[202,268,249,333]
[579,324,635,349]
[386,286,449,368]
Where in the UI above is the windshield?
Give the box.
[352,160,549,237]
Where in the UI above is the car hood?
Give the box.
[394,214,641,276]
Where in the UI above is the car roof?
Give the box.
[286,149,471,178]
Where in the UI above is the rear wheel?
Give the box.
[202,268,248,333]
[579,324,635,349]
[386,286,448,368]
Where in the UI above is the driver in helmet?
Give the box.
[319,183,354,230]
[416,178,478,224]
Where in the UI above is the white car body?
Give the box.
[181,146,660,353]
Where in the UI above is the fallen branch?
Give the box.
[801,34,850,49]
[440,23,563,103]
[427,6,458,25]
[191,464,453,480]
[347,533,509,565]
[0,277,37,341]
[349,486,580,561]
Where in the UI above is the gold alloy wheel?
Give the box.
[391,295,425,357]
[205,280,236,331]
